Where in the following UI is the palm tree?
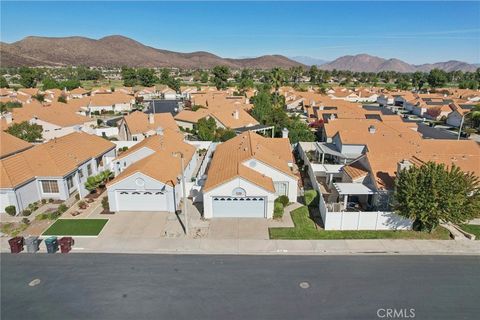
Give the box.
[269,68,284,95]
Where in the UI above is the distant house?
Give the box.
[118,110,180,141]
[0,132,116,214]
[70,87,90,99]
[87,92,135,113]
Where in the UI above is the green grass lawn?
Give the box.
[43,219,108,236]
[269,206,451,240]
[460,224,480,240]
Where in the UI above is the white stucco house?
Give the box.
[106,129,198,212]
[0,132,116,214]
[201,131,298,219]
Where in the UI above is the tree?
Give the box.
[465,104,480,131]
[237,69,254,94]
[6,121,43,142]
[216,128,236,142]
[0,76,9,88]
[427,69,448,88]
[42,77,60,90]
[19,67,37,88]
[269,68,285,94]
[159,68,170,84]
[196,117,217,141]
[412,71,426,90]
[136,68,157,87]
[57,95,67,103]
[309,65,318,84]
[121,67,138,87]
[394,162,480,232]
[59,79,81,91]
[212,66,230,90]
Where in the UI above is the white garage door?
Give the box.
[115,190,169,212]
[212,197,265,218]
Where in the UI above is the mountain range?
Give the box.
[0,35,302,69]
[0,36,477,72]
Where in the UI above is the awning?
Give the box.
[315,143,344,158]
[333,183,375,195]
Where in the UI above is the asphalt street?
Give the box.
[1,254,479,320]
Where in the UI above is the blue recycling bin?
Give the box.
[45,236,58,253]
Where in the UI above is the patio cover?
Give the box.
[315,143,344,158]
[333,183,375,195]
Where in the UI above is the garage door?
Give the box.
[212,197,265,218]
[115,190,169,211]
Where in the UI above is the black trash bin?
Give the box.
[45,236,58,253]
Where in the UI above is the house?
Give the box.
[87,92,135,114]
[446,102,477,127]
[106,129,198,212]
[0,132,33,159]
[118,110,180,141]
[70,87,90,99]
[377,94,394,107]
[2,101,96,141]
[202,131,297,219]
[298,117,480,230]
[0,132,116,214]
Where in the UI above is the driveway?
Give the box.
[208,218,269,240]
[98,211,182,239]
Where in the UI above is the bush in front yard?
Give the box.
[304,190,318,207]
[5,205,16,216]
[274,202,284,219]
[275,195,289,207]
[101,196,110,211]
[58,204,68,214]
[22,209,32,217]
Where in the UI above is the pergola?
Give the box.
[235,125,275,138]
[333,182,375,210]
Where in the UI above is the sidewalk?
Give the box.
[1,236,479,255]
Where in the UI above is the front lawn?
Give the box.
[460,224,480,240]
[43,219,108,236]
[269,206,451,240]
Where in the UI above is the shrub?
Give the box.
[75,194,80,201]
[22,218,30,225]
[41,199,47,204]
[22,209,32,216]
[57,204,68,214]
[5,205,16,216]
[274,202,284,219]
[48,198,54,203]
[78,201,87,209]
[304,190,318,207]
[101,197,110,211]
[275,195,289,207]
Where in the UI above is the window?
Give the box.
[274,182,288,197]
[87,164,92,176]
[41,180,59,194]
[66,175,74,191]
[78,169,84,179]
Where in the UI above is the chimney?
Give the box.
[156,126,164,136]
[397,159,413,176]
[368,125,376,134]
[282,128,289,139]
[233,109,239,120]
[4,112,13,124]
[148,113,154,124]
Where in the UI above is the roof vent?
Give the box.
[368,125,376,134]
[156,126,164,136]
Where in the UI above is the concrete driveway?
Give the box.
[98,211,183,239]
[208,218,269,240]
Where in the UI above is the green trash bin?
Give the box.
[45,236,58,253]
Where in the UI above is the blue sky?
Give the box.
[1,1,479,64]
